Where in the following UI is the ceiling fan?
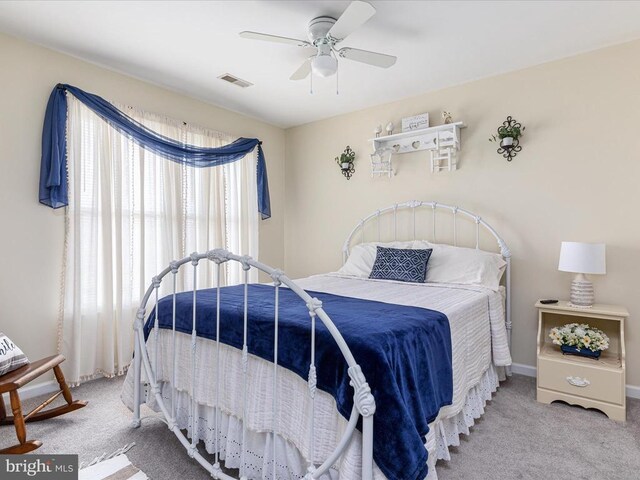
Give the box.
[239,0,397,81]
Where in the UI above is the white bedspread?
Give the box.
[122,274,511,480]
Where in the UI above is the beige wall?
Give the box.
[2,30,639,391]
[285,40,640,386]
[0,33,285,382]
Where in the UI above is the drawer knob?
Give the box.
[566,376,590,387]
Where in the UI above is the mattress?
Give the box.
[122,273,511,479]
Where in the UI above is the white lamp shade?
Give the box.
[558,241,606,275]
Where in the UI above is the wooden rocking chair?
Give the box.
[0,354,87,454]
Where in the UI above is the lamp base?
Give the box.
[567,302,593,309]
[569,273,594,308]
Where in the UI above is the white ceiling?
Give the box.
[1,1,640,128]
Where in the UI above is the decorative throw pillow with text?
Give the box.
[0,333,29,376]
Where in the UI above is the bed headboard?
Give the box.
[341,200,512,357]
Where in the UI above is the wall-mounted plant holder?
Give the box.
[336,146,355,180]
[489,116,524,161]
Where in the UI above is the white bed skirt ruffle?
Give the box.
[428,364,502,478]
[155,383,338,480]
[123,363,501,480]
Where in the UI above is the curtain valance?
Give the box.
[39,83,271,219]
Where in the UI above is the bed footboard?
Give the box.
[131,249,376,480]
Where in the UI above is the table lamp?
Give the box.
[558,241,606,308]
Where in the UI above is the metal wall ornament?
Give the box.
[336,146,356,180]
[489,116,525,161]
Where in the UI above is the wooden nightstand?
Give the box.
[535,301,628,421]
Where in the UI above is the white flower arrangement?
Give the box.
[549,323,609,352]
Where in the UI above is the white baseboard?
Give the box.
[511,362,537,378]
[626,384,640,399]
[0,380,59,404]
[511,362,640,399]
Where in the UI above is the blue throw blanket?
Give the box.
[144,284,453,480]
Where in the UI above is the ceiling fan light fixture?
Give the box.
[311,54,338,77]
[240,1,397,86]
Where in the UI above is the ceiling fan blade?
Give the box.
[328,0,376,41]
[239,31,310,47]
[338,47,397,68]
[302,46,318,56]
[290,59,312,80]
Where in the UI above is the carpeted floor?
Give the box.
[1,374,638,479]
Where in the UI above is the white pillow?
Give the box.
[338,240,431,278]
[0,333,29,376]
[425,243,506,290]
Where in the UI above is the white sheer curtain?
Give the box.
[60,95,259,385]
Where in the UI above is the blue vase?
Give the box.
[561,345,601,359]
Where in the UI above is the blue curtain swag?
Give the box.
[39,83,271,220]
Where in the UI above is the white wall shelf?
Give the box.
[369,121,466,176]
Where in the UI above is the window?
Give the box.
[60,95,258,384]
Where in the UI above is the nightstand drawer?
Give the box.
[538,356,623,405]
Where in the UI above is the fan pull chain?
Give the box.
[336,62,339,95]
[310,71,313,95]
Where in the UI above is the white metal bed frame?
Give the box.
[130,200,511,480]
[342,200,512,350]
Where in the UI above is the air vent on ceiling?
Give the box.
[218,73,253,88]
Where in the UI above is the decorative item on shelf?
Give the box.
[335,146,356,180]
[370,145,398,178]
[385,122,394,136]
[401,113,429,132]
[549,323,610,359]
[558,241,606,308]
[374,124,382,138]
[369,122,466,176]
[442,111,453,124]
[489,116,525,161]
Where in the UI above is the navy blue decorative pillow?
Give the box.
[369,246,432,283]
